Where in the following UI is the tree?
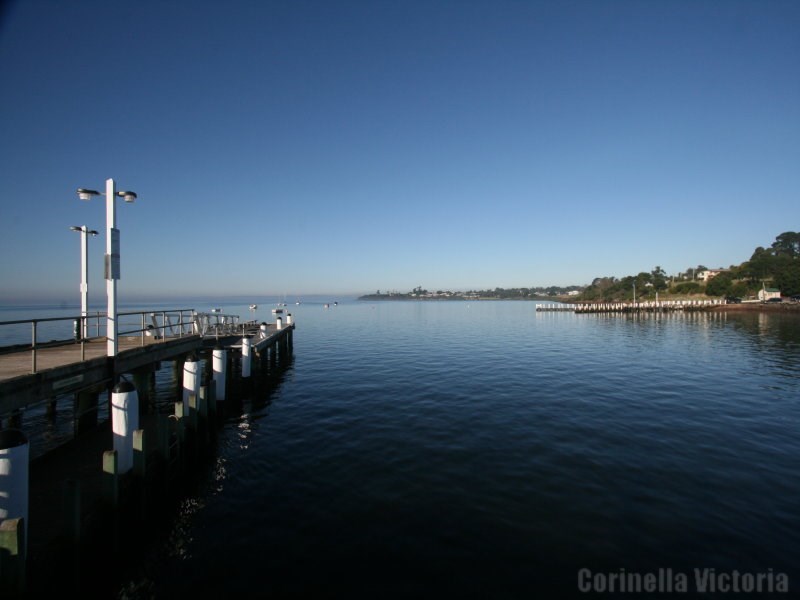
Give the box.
[651,266,668,291]
[741,247,773,281]
[774,265,800,297]
[771,231,800,258]
[673,282,702,294]
[705,272,733,297]
[730,282,751,298]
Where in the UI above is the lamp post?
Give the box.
[77,179,137,357]
[69,226,99,338]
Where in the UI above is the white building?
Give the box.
[697,269,729,282]
[757,287,781,301]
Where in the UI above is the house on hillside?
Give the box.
[757,287,781,301]
[697,269,729,282]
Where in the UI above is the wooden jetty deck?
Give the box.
[0,309,296,595]
[0,320,291,411]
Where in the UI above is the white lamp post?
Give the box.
[77,179,137,357]
[69,226,98,338]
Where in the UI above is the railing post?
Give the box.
[31,321,37,373]
[141,313,146,346]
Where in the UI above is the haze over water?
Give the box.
[103,299,800,598]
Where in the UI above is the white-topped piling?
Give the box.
[183,354,201,412]
[111,380,139,474]
[241,337,252,378]
[276,317,283,330]
[0,429,29,544]
[212,346,227,401]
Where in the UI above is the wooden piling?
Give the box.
[172,356,185,402]
[8,410,22,430]
[198,385,212,447]
[133,429,146,521]
[74,387,100,434]
[133,429,146,480]
[102,450,119,552]
[0,517,26,595]
[188,394,198,459]
[174,401,186,475]
[46,398,57,421]
[102,450,119,509]
[63,479,81,589]
[132,369,154,415]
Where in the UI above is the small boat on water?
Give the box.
[249,304,258,310]
[272,308,284,314]
[211,308,221,313]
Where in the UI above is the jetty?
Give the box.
[536,299,726,313]
[0,307,295,595]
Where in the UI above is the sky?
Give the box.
[1,0,798,303]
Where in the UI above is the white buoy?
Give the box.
[183,354,201,412]
[111,380,139,474]
[242,337,252,378]
[0,429,29,544]
[213,346,227,401]
[286,313,293,325]
[276,317,283,330]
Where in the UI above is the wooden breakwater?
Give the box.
[0,309,295,596]
[536,299,726,313]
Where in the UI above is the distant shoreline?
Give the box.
[357,295,557,302]
[357,294,800,313]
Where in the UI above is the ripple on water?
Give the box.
[126,303,800,597]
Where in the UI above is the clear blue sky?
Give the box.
[1,0,798,303]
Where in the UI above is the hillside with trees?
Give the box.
[577,232,800,302]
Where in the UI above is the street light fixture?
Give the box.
[69,226,99,338]
[76,179,138,357]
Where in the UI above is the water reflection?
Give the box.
[114,347,295,598]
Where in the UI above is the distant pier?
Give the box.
[536,299,726,313]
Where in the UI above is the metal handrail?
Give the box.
[115,308,197,344]
[0,308,246,374]
[192,312,244,338]
[0,312,105,371]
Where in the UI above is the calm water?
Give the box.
[7,301,800,597]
